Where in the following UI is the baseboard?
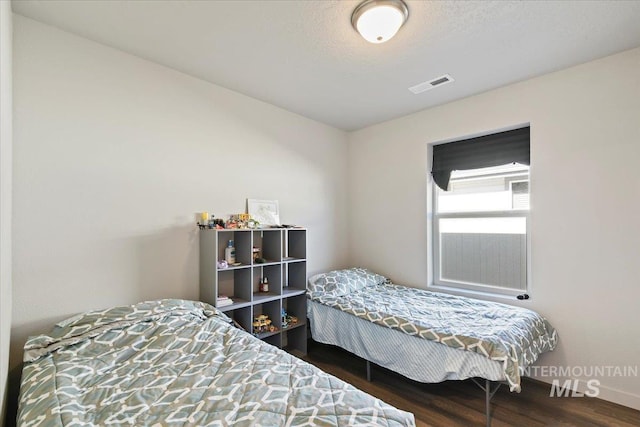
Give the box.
[529,376,640,411]
[590,382,640,411]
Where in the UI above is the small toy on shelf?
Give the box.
[238,213,250,229]
[199,213,259,230]
[282,309,299,329]
[253,314,277,335]
[226,213,251,229]
[197,213,226,230]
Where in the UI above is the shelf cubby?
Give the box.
[286,261,307,292]
[253,229,282,264]
[225,307,252,333]
[287,229,306,260]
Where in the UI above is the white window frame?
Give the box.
[428,166,531,299]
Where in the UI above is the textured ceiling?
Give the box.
[12,0,640,131]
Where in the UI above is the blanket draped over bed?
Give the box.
[17,299,415,427]
[309,277,558,392]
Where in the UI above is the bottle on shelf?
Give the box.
[225,240,236,264]
[259,277,269,293]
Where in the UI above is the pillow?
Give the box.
[307,267,387,298]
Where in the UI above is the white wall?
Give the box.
[0,1,13,423]
[11,15,349,370]
[348,48,640,410]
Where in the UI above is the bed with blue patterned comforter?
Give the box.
[17,299,415,427]
[308,268,558,392]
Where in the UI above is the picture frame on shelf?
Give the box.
[247,199,280,226]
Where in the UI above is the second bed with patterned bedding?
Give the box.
[307,268,558,392]
[17,299,415,427]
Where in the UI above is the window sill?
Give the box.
[428,282,530,303]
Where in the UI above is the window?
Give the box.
[430,127,530,296]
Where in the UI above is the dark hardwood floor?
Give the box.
[303,341,640,427]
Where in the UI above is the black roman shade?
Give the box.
[431,126,530,191]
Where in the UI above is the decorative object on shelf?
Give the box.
[282,308,298,329]
[252,247,261,261]
[217,260,228,269]
[259,277,269,293]
[197,212,260,230]
[225,213,259,229]
[225,217,238,229]
[197,211,210,230]
[247,199,280,226]
[237,213,250,229]
[198,213,226,230]
[253,314,277,335]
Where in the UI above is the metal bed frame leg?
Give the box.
[363,359,498,426]
[362,358,501,426]
[471,378,501,427]
[485,379,491,427]
[364,362,499,426]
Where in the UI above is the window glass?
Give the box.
[432,163,529,294]
[436,164,529,213]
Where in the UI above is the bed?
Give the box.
[307,268,558,426]
[17,299,415,427]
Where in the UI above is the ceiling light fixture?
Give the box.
[351,0,409,44]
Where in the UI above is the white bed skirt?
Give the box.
[308,300,506,384]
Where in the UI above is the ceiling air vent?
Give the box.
[408,74,454,94]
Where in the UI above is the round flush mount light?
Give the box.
[351,0,409,44]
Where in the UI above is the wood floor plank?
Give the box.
[303,341,640,427]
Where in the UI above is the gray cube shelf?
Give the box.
[199,228,307,355]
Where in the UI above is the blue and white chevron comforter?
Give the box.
[308,269,558,392]
[17,299,415,427]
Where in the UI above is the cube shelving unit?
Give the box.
[199,228,307,355]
